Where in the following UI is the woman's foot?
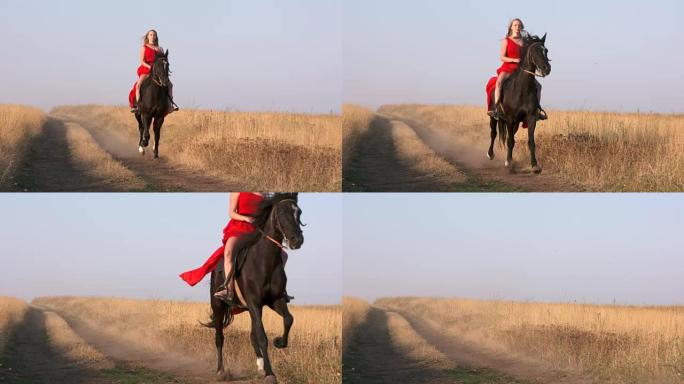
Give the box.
[487,109,500,120]
[537,107,548,120]
[130,106,138,114]
[214,288,237,305]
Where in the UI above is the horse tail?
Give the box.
[498,119,507,147]
[200,311,234,329]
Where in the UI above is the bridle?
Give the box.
[259,198,302,250]
[522,42,548,78]
[151,57,169,87]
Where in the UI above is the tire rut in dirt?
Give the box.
[11,118,128,192]
[0,307,115,384]
[343,307,451,384]
[343,116,459,192]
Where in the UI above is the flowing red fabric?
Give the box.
[129,45,159,107]
[179,193,264,286]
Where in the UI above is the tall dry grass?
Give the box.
[342,297,371,353]
[34,296,341,384]
[380,104,684,191]
[52,105,341,191]
[0,297,28,353]
[342,104,375,167]
[379,297,684,383]
[0,105,46,188]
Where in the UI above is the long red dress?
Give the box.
[179,193,264,286]
[128,45,160,107]
[486,37,522,110]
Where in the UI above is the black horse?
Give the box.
[135,50,173,159]
[205,193,304,384]
[487,34,551,173]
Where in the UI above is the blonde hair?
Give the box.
[507,18,525,37]
[143,29,159,46]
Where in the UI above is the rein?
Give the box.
[257,198,299,250]
[522,42,546,78]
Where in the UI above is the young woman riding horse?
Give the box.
[488,18,546,121]
[129,29,178,113]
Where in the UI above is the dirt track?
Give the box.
[344,306,594,384]
[9,115,238,192]
[0,305,258,384]
[343,113,581,192]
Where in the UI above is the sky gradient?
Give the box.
[343,193,684,305]
[0,0,341,113]
[344,0,684,113]
[0,193,342,305]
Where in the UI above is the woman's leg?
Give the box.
[535,80,547,120]
[494,72,509,106]
[168,82,179,111]
[135,74,149,103]
[215,237,238,301]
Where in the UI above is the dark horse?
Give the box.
[135,50,172,159]
[205,193,304,384]
[487,34,551,173]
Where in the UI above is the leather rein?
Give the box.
[257,198,300,250]
[522,42,547,78]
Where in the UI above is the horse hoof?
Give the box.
[138,146,145,155]
[258,368,266,377]
[264,375,277,384]
[215,369,229,381]
[153,152,159,159]
[504,160,510,167]
[274,337,288,349]
[532,165,542,174]
[487,151,494,160]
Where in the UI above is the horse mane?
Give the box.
[231,193,299,257]
[517,34,544,69]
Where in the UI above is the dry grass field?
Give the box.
[0,105,46,188]
[341,297,370,353]
[342,104,374,167]
[35,296,341,384]
[52,105,342,191]
[0,296,29,352]
[378,297,684,383]
[380,104,684,191]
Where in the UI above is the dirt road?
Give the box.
[344,113,582,192]
[9,115,238,192]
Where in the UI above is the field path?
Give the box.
[343,306,455,383]
[393,309,594,384]
[376,113,582,192]
[47,308,258,384]
[12,114,239,191]
[343,115,467,192]
[0,306,117,384]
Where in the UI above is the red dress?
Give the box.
[128,45,160,107]
[486,38,522,110]
[179,193,264,286]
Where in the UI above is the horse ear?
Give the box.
[541,33,547,43]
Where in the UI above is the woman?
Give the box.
[180,192,264,305]
[487,18,545,120]
[129,29,178,113]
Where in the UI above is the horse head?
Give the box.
[524,33,551,77]
[151,49,171,87]
[270,193,304,250]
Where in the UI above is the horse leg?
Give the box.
[250,324,265,376]
[271,298,293,349]
[153,116,164,159]
[136,113,145,155]
[505,120,515,171]
[487,117,497,160]
[249,307,277,383]
[214,305,226,378]
[527,118,541,173]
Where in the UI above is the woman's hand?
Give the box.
[244,216,255,224]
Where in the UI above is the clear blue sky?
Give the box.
[0,0,341,113]
[344,0,684,113]
[343,193,684,305]
[0,193,342,305]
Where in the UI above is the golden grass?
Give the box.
[0,297,28,353]
[52,105,342,191]
[64,122,145,190]
[43,310,113,369]
[342,104,375,167]
[390,120,466,183]
[380,104,684,191]
[342,297,371,353]
[34,296,341,384]
[385,311,448,366]
[378,297,684,383]
[0,105,46,188]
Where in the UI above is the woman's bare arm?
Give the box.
[140,46,151,69]
[229,193,254,223]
